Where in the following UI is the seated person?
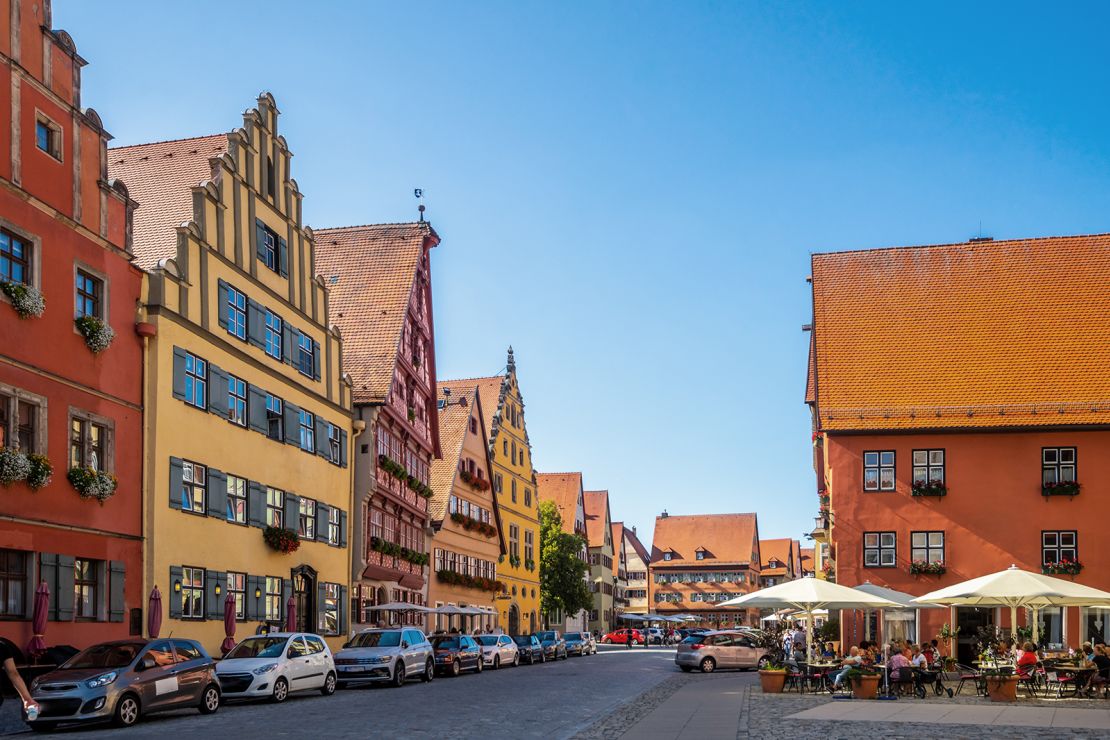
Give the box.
[821,642,835,659]
[1081,642,1095,662]
[1016,642,1038,678]
[910,644,928,669]
[832,646,863,688]
[888,644,912,682]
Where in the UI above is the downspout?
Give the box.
[350,410,366,639]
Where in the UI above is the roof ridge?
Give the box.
[440,374,504,384]
[315,222,428,232]
[813,231,1110,258]
[108,132,227,152]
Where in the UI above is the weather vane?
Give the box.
[414,188,425,222]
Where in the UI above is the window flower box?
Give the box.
[405,474,434,498]
[449,512,497,537]
[911,480,947,497]
[0,281,45,318]
[1042,558,1082,576]
[435,569,502,592]
[1041,481,1080,497]
[27,453,52,490]
[74,315,115,353]
[458,469,491,492]
[509,555,521,568]
[0,447,32,485]
[263,525,300,553]
[67,466,117,502]
[377,454,408,482]
[369,536,429,567]
[910,560,946,575]
[525,558,536,571]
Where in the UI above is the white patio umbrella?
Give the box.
[912,565,1110,643]
[720,577,900,662]
[374,602,430,612]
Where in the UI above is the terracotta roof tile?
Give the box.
[428,383,478,522]
[107,135,227,270]
[442,375,505,441]
[800,547,814,569]
[315,223,437,404]
[611,522,624,560]
[624,526,651,564]
[582,490,610,549]
[650,513,759,567]
[536,472,582,536]
[811,234,1110,431]
[760,538,794,573]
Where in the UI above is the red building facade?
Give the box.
[0,0,143,656]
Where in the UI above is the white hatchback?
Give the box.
[216,633,337,702]
[476,634,519,669]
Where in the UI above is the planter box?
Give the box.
[1042,482,1080,496]
[850,674,880,700]
[758,670,787,693]
[985,675,1018,702]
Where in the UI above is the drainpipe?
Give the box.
[350,412,365,639]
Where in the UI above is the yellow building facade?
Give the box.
[111,93,354,654]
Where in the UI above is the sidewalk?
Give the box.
[788,699,1110,730]
[618,673,748,739]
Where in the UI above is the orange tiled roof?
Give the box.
[536,472,582,536]
[315,223,437,404]
[810,234,1110,431]
[108,135,227,270]
[760,538,794,573]
[800,547,814,569]
[624,526,651,564]
[445,375,505,441]
[650,513,758,567]
[428,383,477,522]
[611,522,624,560]
[582,490,610,549]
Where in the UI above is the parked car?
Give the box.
[676,628,710,641]
[476,634,519,668]
[26,638,220,731]
[645,628,666,645]
[563,632,595,656]
[512,635,546,664]
[333,628,433,688]
[533,631,567,660]
[601,628,642,645]
[217,633,336,702]
[430,634,483,676]
[674,630,774,673]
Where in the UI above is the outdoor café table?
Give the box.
[1051,666,1096,697]
[807,663,839,691]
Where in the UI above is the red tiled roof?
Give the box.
[445,375,505,441]
[650,513,759,567]
[760,538,794,573]
[315,223,438,404]
[428,383,477,522]
[536,472,582,536]
[582,490,610,550]
[108,134,227,270]
[611,522,624,561]
[810,234,1110,431]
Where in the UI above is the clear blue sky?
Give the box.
[60,1,1110,550]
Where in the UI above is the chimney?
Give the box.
[660,510,668,518]
[632,525,637,535]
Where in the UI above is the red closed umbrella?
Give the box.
[148,586,163,638]
[25,580,49,658]
[221,591,237,654]
[285,595,296,632]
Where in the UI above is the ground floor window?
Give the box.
[1082,607,1109,645]
[264,576,282,622]
[882,609,917,644]
[0,549,28,618]
[319,583,340,635]
[227,572,246,619]
[181,566,204,619]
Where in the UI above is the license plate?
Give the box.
[341,666,366,672]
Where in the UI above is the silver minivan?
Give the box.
[674,630,773,673]
[333,628,434,687]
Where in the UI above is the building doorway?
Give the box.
[291,565,317,634]
[508,604,520,635]
[529,611,537,634]
[956,606,993,664]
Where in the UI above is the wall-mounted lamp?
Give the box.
[254,587,262,599]
[173,580,181,593]
[215,584,222,596]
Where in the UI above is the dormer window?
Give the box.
[695,551,705,561]
[663,552,672,562]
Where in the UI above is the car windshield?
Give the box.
[681,636,703,644]
[565,634,582,641]
[62,642,144,670]
[347,631,402,648]
[432,637,460,649]
[224,636,290,659]
[536,632,556,641]
[476,636,499,646]
[512,636,533,646]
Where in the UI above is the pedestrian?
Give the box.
[0,641,37,717]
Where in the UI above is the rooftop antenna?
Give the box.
[414,188,425,222]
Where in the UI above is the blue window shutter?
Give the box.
[207,468,227,519]
[217,280,229,330]
[247,299,265,348]
[39,554,58,620]
[109,560,125,622]
[283,403,300,446]
[314,417,329,457]
[283,492,300,533]
[278,236,288,277]
[247,481,266,528]
[205,570,224,619]
[168,457,184,510]
[172,347,187,400]
[315,504,329,543]
[312,340,321,381]
[169,566,183,618]
[245,575,261,620]
[247,384,267,433]
[255,219,266,260]
[209,364,230,419]
[56,555,75,622]
[339,430,348,468]
[339,510,348,548]
[282,324,295,365]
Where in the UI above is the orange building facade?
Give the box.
[808,235,1110,661]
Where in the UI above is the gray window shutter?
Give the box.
[217,280,229,330]
[283,492,300,533]
[281,578,292,611]
[339,430,348,468]
[247,384,267,433]
[109,560,125,622]
[205,570,224,619]
[255,219,266,260]
[283,403,300,446]
[247,481,266,528]
[312,340,321,381]
[315,504,329,543]
[172,347,187,400]
[339,510,348,548]
[56,555,75,622]
[278,236,288,277]
[168,456,183,510]
[339,585,348,635]
[39,554,58,620]
[245,575,261,621]
[209,364,230,419]
[207,468,227,520]
[282,323,296,365]
[314,417,329,457]
[169,566,183,618]
[247,299,265,348]
[316,581,326,632]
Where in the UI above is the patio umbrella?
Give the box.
[720,577,900,662]
[285,595,297,632]
[25,580,49,658]
[373,602,430,612]
[221,591,237,655]
[912,565,1110,643]
[147,586,163,639]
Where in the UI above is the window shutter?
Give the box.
[109,560,125,622]
[39,554,58,620]
[209,364,230,419]
[281,578,292,612]
[217,280,229,330]
[339,585,348,635]
[56,555,75,622]
[168,456,183,510]
[314,417,329,457]
[169,566,183,618]
[207,468,227,520]
[283,403,300,446]
[312,340,321,381]
[205,570,224,619]
[172,347,187,400]
[278,236,288,277]
[339,430,348,468]
[316,581,326,632]
[315,504,329,543]
[283,492,300,533]
[255,219,266,260]
[245,575,261,620]
[339,510,348,548]
[247,385,267,433]
[247,299,265,348]
[247,481,266,528]
[282,323,295,365]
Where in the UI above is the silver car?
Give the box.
[215,633,336,702]
[563,632,595,656]
[476,634,519,668]
[333,628,434,687]
[674,630,774,673]
[27,638,220,731]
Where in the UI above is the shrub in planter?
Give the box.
[847,667,881,699]
[26,453,53,490]
[1,281,45,318]
[757,659,787,693]
[1042,480,1080,496]
[67,466,117,502]
[1042,558,1083,576]
[74,315,115,353]
[263,526,300,554]
[0,447,32,485]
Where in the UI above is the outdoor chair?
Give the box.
[1044,670,1076,699]
[954,663,982,697]
[1016,662,1042,698]
[785,662,808,693]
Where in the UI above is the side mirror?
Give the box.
[139,656,157,671]
[400,641,409,649]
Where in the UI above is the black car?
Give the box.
[533,631,567,661]
[512,635,546,664]
[430,635,483,677]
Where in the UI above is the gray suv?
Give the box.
[27,638,220,731]
[334,628,434,687]
[674,630,773,673]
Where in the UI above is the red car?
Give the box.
[602,628,643,645]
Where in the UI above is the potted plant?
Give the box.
[0,447,32,485]
[74,315,115,353]
[982,668,1018,702]
[758,659,788,693]
[26,453,52,490]
[0,281,45,318]
[66,466,117,502]
[847,667,881,699]
[262,526,300,553]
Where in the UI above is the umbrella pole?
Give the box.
[1010,605,1018,643]
[806,610,814,664]
[1032,607,1040,645]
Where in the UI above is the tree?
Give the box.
[538,500,592,624]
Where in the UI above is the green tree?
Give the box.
[538,500,592,623]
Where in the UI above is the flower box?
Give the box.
[74,315,115,353]
[263,526,300,553]
[67,466,117,502]
[436,569,502,592]
[449,512,497,537]
[911,480,947,497]
[458,469,491,492]
[0,281,45,318]
[0,447,32,486]
[910,560,947,575]
[1042,558,1082,576]
[1042,481,1080,497]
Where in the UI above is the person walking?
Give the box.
[0,642,37,717]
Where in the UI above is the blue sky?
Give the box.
[60,1,1110,549]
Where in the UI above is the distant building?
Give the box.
[759,538,801,587]
[799,547,815,577]
[620,525,651,614]
[536,472,589,632]
[583,490,615,633]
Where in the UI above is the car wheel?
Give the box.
[492,656,500,670]
[321,672,337,696]
[421,659,434,683]
[199,684,221,713]
[113,693,141,727]
[476,656,484,673]
[272,677,290,703]
[392,664,406,687]
[700,657,716,673]
[513,653,520,667]
[450,660,461,677]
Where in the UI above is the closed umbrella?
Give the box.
[221,591,237,655]
[25,580,49,658]
[147,586,163,639]
[285,595,297,632]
